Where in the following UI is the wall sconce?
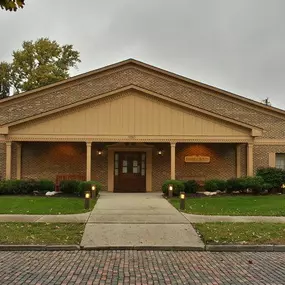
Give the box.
[157,149,164,156]
[97,150,103,156]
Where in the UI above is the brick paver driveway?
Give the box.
[0,250,284,285]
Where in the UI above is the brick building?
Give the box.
[0,59,284,192]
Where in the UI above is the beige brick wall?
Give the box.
[253,145,285,173]
[151,143,247,191]
[21,142,86,181]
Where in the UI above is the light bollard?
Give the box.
[168,184,173,198]
[281,184,285,194]
[85,191,91,209]
[91,185,96,199]
[180,191,185,210]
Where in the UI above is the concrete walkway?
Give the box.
[183,213,285,223]
[80,192,204,249]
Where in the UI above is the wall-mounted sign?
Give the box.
[184,155,210,163]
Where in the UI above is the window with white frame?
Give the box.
[276,154,285,170]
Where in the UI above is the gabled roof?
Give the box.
[0,58,284,127]
[0,58,283,114]
[1,85,263,137]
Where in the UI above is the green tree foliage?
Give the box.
[0,62,11,99]
[0,0,24,11]
[0,38,81,98]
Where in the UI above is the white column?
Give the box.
[170,142,176,180]
[247,143,254,176]
[16,143,22,179]
[236,144,241,178]
[86,142,92,181]
[5,142,12,180]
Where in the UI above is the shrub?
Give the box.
[0,179,39,195]
[38,179,55,192]
[204,180,218,192]
[59,180,81,194]
[226,178,243,193]
[240,176,264,194]
[183,180,199,194]
[16,179,38,194]
[162,180,185,196]
[0,180,19,194]
[256,167,285,190]
[204,179,227,192]
[78,181,102,197]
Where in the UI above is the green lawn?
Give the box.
[0,196,96,215]
[169,195,285,216]
[0,223,84,245]
[194,222,285,245]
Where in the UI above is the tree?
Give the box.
[0,0,24,11]
[0,38,81,98]
[0,62,11,99]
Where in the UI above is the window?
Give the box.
[276,154,285,170]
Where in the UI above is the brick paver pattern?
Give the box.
[0,250,284,285]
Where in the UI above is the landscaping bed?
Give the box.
[194,222,285,245]
[0,223,84,245]
[169,195,285,216]
[0,196,97,215]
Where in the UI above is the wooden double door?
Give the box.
[114,152,146,192]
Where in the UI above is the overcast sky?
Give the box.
[1,0,285,109]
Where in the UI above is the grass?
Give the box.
[0,223,84,245]
[0,196,96,215]
[194,222,285,245]
[169,195,285,216]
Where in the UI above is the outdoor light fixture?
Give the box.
[168,184,173,198]
[85,191,91,209]
[180,191,185,210]
[91,185,96,199]
[157,149,163,156]
[281,184,285,193]
[97,150,103,155]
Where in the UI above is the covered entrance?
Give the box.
[114,152,146,192]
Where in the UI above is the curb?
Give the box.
[1,244,285,252]
[80,245,205,251]
[205,245,285,252]
[0,245,80,251]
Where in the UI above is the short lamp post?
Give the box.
[168,184,173,198]
[91,185,96,199]
[180,191,186,210]
[85,191,91,209]
[281,184,285,194]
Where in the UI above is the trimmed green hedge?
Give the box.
[256,167,285,190]
[0,179,55,195]
[59,180,81,194]
[162,180,185,196]
[78,181,102,197]
[183,180,199,194]
[204,179,227,192]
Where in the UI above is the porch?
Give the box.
[4,141,253,192]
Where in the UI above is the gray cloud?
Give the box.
[1,0,285,108]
